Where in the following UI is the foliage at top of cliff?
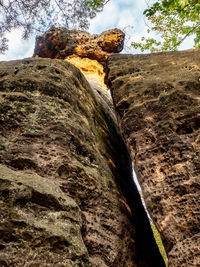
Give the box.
[0,0,108,54]
[132,0,200,52]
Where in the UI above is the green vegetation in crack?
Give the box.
[150,220,168,266]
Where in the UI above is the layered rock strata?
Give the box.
[0,58,165,266]
[105,49,200,267]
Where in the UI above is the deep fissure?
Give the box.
[93,77,166,266]
[132,163,168,266]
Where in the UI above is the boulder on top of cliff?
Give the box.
[33,27,125,65]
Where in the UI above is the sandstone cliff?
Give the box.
[0,57,165,266]
[106,49,200,267]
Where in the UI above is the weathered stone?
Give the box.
[33,27,125,66]
[0,164,88,267]
[105,49,200,267]
[0,57,165,266]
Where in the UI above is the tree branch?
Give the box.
[174,22,200,48]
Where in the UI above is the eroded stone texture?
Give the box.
[0,164,88,266]
[33,27,125,66]
[0,57,142,267]
[106,49,200,266]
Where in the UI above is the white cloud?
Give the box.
[1,29,35,61]
[89,1,120,33]
[179,35,195,51]
[89,0,146,33]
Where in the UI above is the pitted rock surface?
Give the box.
[0,57,162,267]
[106,49,200,267]
[33,27,125,66]
[0,58,137,266]
[0,164,88,266]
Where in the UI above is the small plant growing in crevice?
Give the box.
[150,219,168,266]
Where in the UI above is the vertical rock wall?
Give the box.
[0,58,164,266]
[0,58,135,266]
[105,50,200,267]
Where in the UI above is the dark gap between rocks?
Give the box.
[132,163,168,266]
[95,98,166,267]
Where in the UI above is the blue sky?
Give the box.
[0,0,194,61]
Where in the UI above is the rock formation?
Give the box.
[33,27,124,89]
[0,58,165,266]
[33,27,125,66]
[105,49,200,267]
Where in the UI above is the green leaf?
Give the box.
[135,0,200,52]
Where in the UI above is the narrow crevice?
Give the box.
[132,163,168,266]
[95,103,166,267]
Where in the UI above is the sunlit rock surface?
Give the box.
[105,49,200,267]
[0,58,165,266]
[33,27,125,90]
[65,56,107,89]
[33,27,125,66]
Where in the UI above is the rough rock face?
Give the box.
[33,27,125,66]
[0,164,88,266]
[105,49,200,267]
[0,58,164,266]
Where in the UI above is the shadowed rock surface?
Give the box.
[0,58,133,266]
[105,49,200,267]
[0,164,88,266]
[0,58,165,266]
[33,27,125,66]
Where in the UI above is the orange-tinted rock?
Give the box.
[105,49,200,267]
[33,27,125,66]
[97,29,125,53]
[65,56,106,89]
